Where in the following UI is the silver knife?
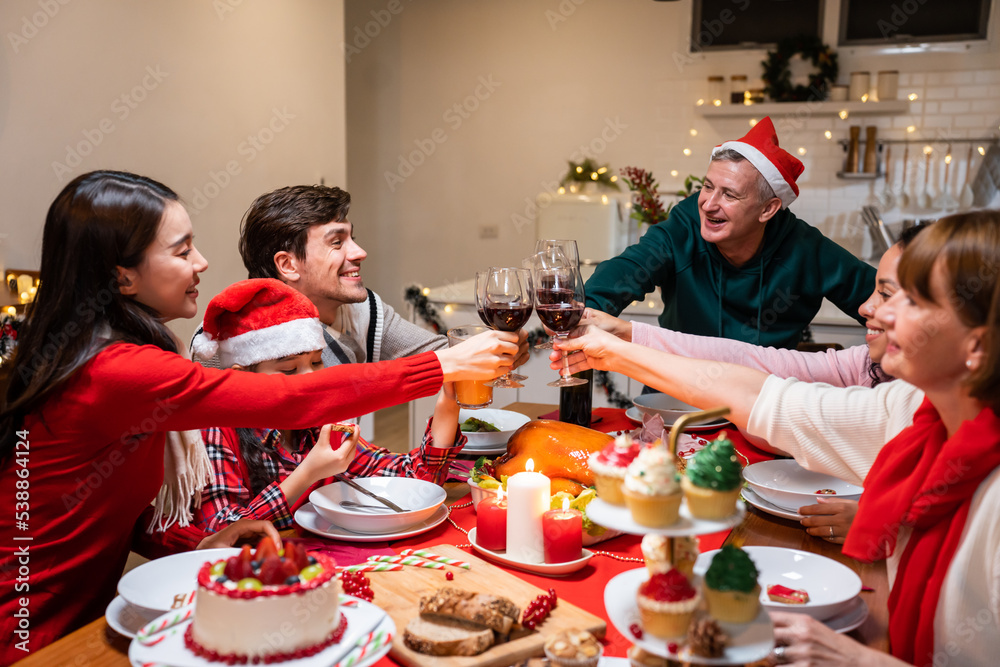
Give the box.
[334,474,406,513]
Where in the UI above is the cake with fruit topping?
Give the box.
[187,538,345,662]
[680,438,742,520]
[622,445,682,528]
[636,568,701,638]
[703,545,760,623]
[588,433,642,505]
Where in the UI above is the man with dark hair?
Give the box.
[237,184,448,367]
[585,117,875,349]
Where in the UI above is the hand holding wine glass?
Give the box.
[483,267,532,388]
[530,253,588,387]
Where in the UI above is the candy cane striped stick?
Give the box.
[336,629,393,667]
[338,563,404,573]
[136,606,194,646]
[400,549,471,569]
[366,555,445,569]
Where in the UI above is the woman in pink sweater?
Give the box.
[0,171,518,662]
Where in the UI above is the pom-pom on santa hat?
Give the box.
[710,116,803,208]
[192,279,324,368]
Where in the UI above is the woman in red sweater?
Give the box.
[0,170,518,663]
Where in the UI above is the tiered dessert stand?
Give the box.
[587,407,775,665]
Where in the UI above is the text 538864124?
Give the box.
[12,429,32,655]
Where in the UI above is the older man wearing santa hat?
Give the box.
[585,117,875,350]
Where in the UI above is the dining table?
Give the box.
[17,402,888,667]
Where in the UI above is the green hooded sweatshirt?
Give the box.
[584,194,875,349]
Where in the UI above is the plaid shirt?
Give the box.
[195,420,466,531]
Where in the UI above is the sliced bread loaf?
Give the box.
[418,587,519,634]
[403,616,494,656]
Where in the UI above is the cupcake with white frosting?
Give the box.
[622,445,682,528]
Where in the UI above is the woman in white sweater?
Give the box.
[556,211,1000,665]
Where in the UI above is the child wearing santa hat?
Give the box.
[190,278,468,531]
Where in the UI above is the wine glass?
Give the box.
[530,253,587,388]
[523,243,582,350]
[474,270,494,327]
[482,267,533,388]
[476,268,528,382]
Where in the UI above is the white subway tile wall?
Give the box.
[654,68,1000,255]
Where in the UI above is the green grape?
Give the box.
[299,564,324,581]
[236,578,263,591]
[209,561,226,577]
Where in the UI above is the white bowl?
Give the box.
[632,393,699,422]
[459,408,531,452]
[694,546,862,620]
[742,460,863,512]
[309,477,446,534]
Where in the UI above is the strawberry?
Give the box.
[254,536,279,562]
[224,545,254,581]
[279,557,299,582]
[258,555,285,586]
[284,541,310,572]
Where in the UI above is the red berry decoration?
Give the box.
[445,571,454,581]
[667,642,679,653]
[521,589,559,630]
[629,623,643,639]
[340,570,374,602]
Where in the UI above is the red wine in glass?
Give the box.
[483,303,532,331]
[535,302,584,332]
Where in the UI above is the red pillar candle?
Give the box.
[542,500,583,564]
[476,488,508,551]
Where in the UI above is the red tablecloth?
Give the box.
[298,408,777,663]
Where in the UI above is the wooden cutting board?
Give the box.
[366,544,606,667]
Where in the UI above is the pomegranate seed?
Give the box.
[668,642,679,653]
[445,571,454,581]
[629,623,643,639]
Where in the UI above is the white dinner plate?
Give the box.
[586,497,745,537]
[467,527,593,576]
[128,596,393,667]
[105,596,161,639]
[117,548,239,614]
[605,567,774,664]
[294,502,448,542]
[824,596,869,633]
[694,546,862,621]
[625,406,729,431]
[741,486,804,521]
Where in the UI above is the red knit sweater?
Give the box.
[0,342,442,663]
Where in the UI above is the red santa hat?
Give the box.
[711,116,803,208]
[191,279,324,368]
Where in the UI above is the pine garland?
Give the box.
[594,370,632,409]
[403,286,446,334]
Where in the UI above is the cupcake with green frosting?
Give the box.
[680,438,742,519]
[703,545,761,623]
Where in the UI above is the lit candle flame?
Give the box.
[525,458,534,473]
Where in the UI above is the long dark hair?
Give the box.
[236,427,313,496]
[1,171,181,463]
[867,223,929,387]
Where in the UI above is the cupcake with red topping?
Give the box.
[588,433,642,505]
[636,567,701,638]
[622,445,682,527]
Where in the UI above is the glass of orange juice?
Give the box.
[446,325,495,409]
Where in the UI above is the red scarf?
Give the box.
[844,399,1000,666]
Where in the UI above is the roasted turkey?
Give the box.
[493,420,613,495]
